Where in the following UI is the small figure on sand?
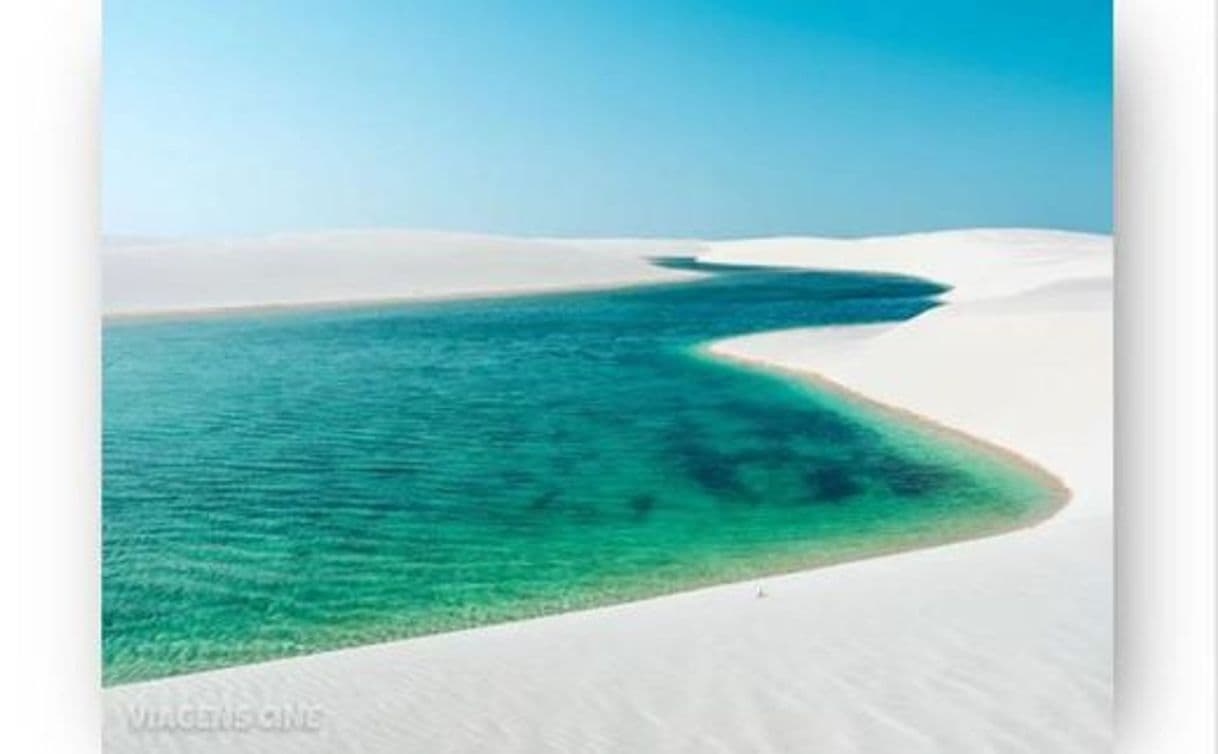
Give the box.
[755,584,768,599]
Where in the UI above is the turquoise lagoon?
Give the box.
[103,263,1058,684]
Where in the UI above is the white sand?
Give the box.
[102,230,700,315]
[102,228,1112,753]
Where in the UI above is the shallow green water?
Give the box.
[103,262,1055,684]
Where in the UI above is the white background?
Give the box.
[1114,0,1216,751]
[3,0,1214,751]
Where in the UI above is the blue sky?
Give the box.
[103,1,1112,238]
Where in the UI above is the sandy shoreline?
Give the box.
[102,227,1112,753]
[101,229,703,317]
[699,343,1072,519]
[103,275,712,323]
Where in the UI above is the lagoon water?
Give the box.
[103,264,1054,684]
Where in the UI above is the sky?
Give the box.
[103,0,1112,239]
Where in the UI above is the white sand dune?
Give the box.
[102,229,701,316]
[102,228,1111,753]
[701,228,1112,303]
